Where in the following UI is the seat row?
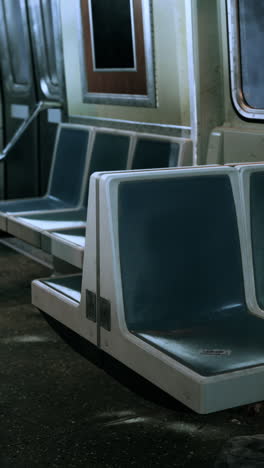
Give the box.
[31,163,264,414]
[0,123,192,270]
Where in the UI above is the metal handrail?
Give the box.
[0,101,61,161]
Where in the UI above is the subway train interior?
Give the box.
[1,0,264,419]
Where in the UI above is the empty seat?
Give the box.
[97,167,264,413]
[131,137,179,169]
[117,172,245,372]
[41,227,86,269]
[43,275,82,303]
[128,134,192,169]
[236,164,264,318]
[33,166,264,413]
[8,209,87,247]
[32,174,98,343]
[40,133,192,268]
[32,272,84,338]
[250,171,264,308]
[0,124,91,231]
[8,130,131,247]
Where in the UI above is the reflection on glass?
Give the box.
[239,0,264,108]
[90,0,135,70]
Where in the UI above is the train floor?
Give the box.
[1,242,264,468]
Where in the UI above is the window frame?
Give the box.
[78,0,156,107]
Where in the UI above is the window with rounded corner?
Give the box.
[227,0,264,118]
[79,0,156,107]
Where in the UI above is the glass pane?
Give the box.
[90,0,135,69]
[239,0,264,108]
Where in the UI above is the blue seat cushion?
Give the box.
[0,195,69,214]
[131,139,180,169]
[135,311,264,376]
[118,175,245,329]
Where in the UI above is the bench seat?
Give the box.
[32,274,83,335]
[95,166,264,413]
[36,133,193,267]
[0,197,70,230]
[7,209,87,248]
[41,227,86,268]
[6,129,132,247]
[0,124,91,231]
[134,311,264,377]
[235,164,264,318]
[43,275,82,303]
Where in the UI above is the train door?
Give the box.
[0,0,65,200]
[27,0,65,195]
[0,0,38,199]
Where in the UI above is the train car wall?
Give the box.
[60,0,191,139]
[207,0,264,165]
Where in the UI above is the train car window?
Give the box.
[90,0,135,70]
[239,0,264,109]
[79,0,155,107]
[0,0,31,92]
[228,0,264,118]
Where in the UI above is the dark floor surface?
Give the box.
[1,242,264,468]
